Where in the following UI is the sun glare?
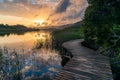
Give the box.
[33,19,46,27]
[34,20,44,24]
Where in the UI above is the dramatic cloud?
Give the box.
[0,0,88,27]
[55,0,70,13]
[47,0,88,25]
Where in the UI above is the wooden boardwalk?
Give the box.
[53,39,113,80]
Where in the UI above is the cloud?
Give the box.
[55,0,70,13]
[66,8,86,20]
[47,0,88,26]
[0,0,88,26]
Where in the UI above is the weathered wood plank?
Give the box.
[53,39,113,80]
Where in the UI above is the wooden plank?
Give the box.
[53,39,113,80]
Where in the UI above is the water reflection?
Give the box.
[35,32,52,49]
[0,31,62,80]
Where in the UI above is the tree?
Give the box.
[83,0,120,79]
[83,0,120,49]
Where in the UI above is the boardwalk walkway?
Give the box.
[53,39,113,80]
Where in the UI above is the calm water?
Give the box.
[0,31,62,80]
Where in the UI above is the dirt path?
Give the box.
[53,39,113,80]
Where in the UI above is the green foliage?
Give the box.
[113,24,120,35]
[84,0,120,79]
[111,25,120,80]
[83,0,116,48]
[0,24,40,32]
[0,24,28,30]
[111,57,120,80]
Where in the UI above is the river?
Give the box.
[0,31,62,80]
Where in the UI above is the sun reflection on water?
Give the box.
[0,31,62,80]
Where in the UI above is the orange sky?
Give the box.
[0,0,88,27]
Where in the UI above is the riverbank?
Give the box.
[52,22,84,66]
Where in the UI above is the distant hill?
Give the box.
[0,24,38,31]
[55,21,82,30]
[28,21,82,30]
[0,24,41,36]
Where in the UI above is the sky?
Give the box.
[0,0,88,27]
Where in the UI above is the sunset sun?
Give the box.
[33,19,50,27]
[34,20,44,24]
[33,19,45,27]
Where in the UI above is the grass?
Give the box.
[52,23,84,52]
[53,24,84,43]
[52,23,84,66]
